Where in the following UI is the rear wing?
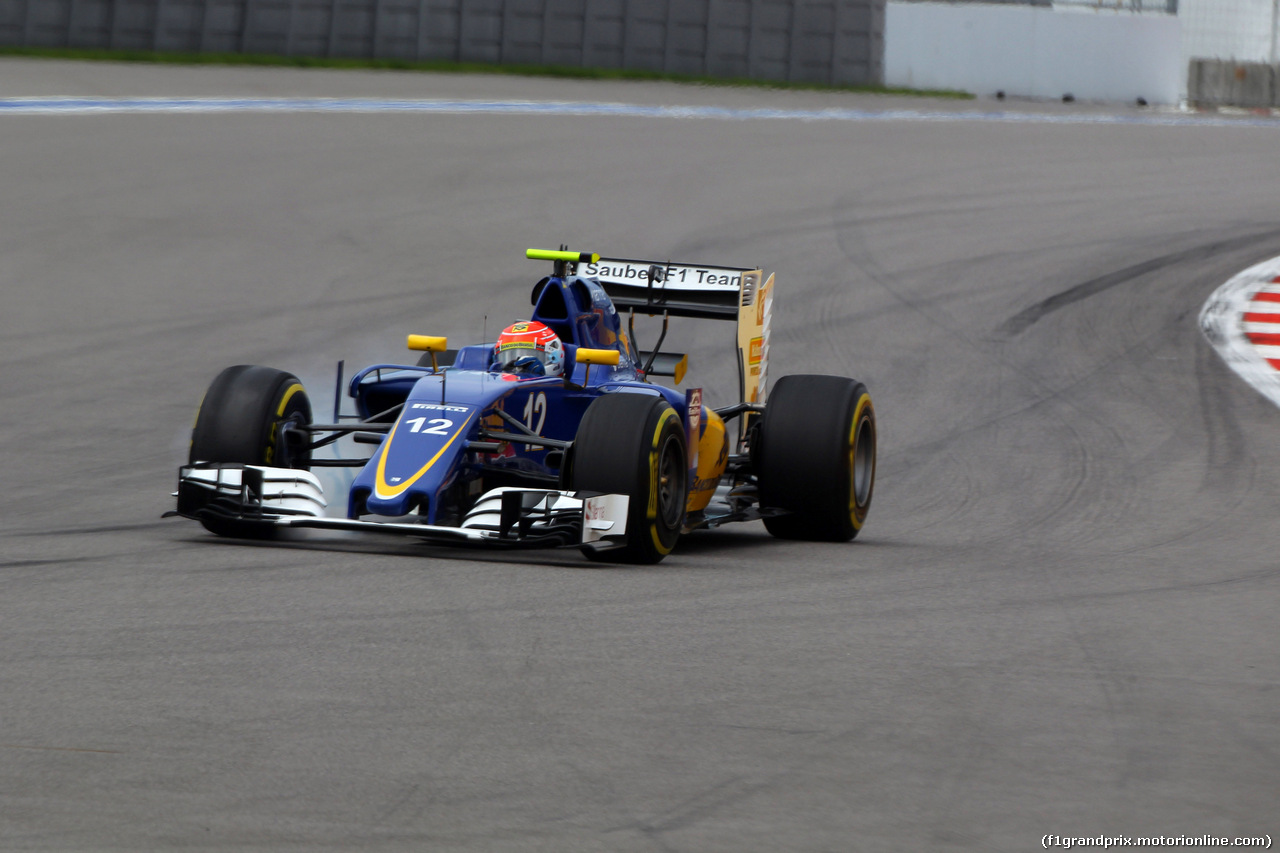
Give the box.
[525,249,774,404]
[579,255,774,405]
[581,257,751,320]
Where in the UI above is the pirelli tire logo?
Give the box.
[411,403,470,412]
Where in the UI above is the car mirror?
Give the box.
[575,348,620,385]
[407,335,449,372]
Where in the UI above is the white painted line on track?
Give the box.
[2,96,1280,128]
[1201,256,1280,408]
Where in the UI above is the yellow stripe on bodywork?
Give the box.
[374,411,476,499]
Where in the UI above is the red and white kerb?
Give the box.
[1200,257,1280,409]
[1243,279,1280,370]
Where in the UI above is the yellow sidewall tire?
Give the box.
[570,393,688,564]
[190,365,313,469]
[758,375,876,542]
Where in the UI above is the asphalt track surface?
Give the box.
[2,61,1278,851]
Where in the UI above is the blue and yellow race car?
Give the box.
[168,249,876,563]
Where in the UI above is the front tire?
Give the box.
[190,365,312,468]
[756,374,876,541]
[570,393,688,564]
[189,365,312,538]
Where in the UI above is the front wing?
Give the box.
[166,464,630,552]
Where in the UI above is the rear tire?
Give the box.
[570,393,688,564]
[756,374,875,541]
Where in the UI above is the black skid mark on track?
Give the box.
[1194,334,1255,496]
[0,556,97,570]
[828,184,1103,542]
[1102,338,1262,554]
[11,521,171,537]
[827,184,1023,371]
[997,228,1280,338]
[840,201,1277,547]
[880,446,980,539]
[605,774,784,846]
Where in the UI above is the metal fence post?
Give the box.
[1271,0,1278,66]
[154,0,168,50]
[327,0,339,55]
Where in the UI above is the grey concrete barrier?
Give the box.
[1188,58,1277,108]
[0,0,885,86]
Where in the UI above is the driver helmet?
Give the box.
[493,320,564,377]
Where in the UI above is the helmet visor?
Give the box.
[496,345,553,369]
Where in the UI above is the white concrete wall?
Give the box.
[885,2,1183,104]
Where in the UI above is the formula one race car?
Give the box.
[166,249,876,563]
